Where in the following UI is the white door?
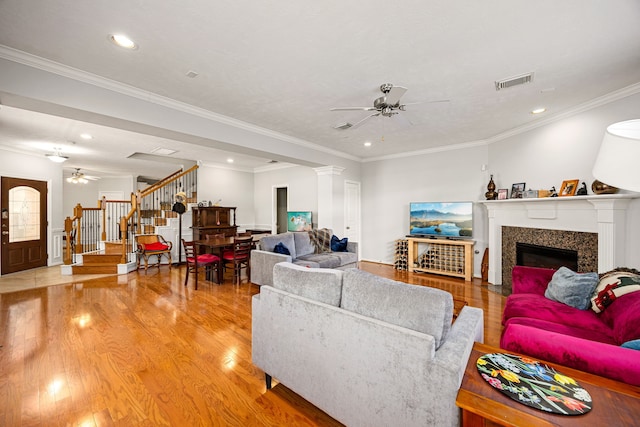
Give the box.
[344,181,361,247]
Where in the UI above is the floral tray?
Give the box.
[476,353,592,415]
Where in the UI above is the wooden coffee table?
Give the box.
[456,342,640,427]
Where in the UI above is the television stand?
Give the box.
[407,237,475,281]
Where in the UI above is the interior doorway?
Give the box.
[273,186,288,234]
[344,180,361,250]
[1,176,48,274]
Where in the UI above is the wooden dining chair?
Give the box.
[222,235,253,285]
[182,239,222,290]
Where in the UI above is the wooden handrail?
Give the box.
[140,164,199,198]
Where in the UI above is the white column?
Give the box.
[485,205,502,284]
[313,166,345,230]
[589,198,631,272]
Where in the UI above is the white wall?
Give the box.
[253,165,318,230]
[488,92,640,270]
[197,164,255,229]
[361,91,640,275]
[361,144,489,275]
[0,149,65,268]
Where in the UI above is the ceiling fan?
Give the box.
[66,168,100,184]
[330,83,448,129]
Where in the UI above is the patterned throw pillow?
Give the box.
[591,270,640,313]
[309,228,332,253]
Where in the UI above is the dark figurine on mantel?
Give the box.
[485,174,497,200]
[576,182,588,196]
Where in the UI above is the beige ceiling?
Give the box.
[1,0,639,179]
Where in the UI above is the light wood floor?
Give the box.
[0,262,505,426]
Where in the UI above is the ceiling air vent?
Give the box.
[495,72,534,91]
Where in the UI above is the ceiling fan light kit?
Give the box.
[46,153,69,163]
[46,148,69,163]
[67,168,99,184]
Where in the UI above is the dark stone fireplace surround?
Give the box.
[501,226,598,294]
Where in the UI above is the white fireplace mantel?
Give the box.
[479,194,639,284]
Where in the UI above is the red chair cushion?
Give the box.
[196,254,220,263]
[223,253,248,261]
[142,242,169,251]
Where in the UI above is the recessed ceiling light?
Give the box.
[531,108,546,115]
[110,34,137,49]
[80,133,93,140]
[364,142,372,147]
[227,158,234,163]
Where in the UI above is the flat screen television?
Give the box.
[409,202,473,239]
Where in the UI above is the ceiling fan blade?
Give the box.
[350,112,381,129]
[330,106,378,111]
[384,86,407,106]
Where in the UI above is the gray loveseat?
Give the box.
[252,262,484,427]
[250,230,357,286]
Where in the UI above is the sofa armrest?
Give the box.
[512,265,556,295]
[431,306,484,385]
[250,249,292,286]
[501,323,640,387]
[346,241,358,254]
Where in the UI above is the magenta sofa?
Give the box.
[501,265,640,386]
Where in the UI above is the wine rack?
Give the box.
[407,237,474,281]
[394,239,409,271]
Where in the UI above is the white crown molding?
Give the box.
[0,45,361,163]
[362,139,489,163]
[253,162,297,173]
[313,165,346,176]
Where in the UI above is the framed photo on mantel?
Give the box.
[497,189,508,200]
[559,179,579,197]
[511,182,526,199]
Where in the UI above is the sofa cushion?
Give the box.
[599,291,640,344]
[297,253,341,269]
[544,267,599,310]
[503,317,617,345]
[331,235,348,252]
[259,232,297,260]
[328,251,358,266]
[340,269,453,349]
[502,294,613,338]
[293,231,315,257]
[272,262,343,306]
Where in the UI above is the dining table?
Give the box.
[194,236,257,283]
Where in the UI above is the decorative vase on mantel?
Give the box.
[485,175,497,200]
[591,180,619,195]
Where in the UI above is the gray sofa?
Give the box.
[250,230,357,286]
[252,262,484,427]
